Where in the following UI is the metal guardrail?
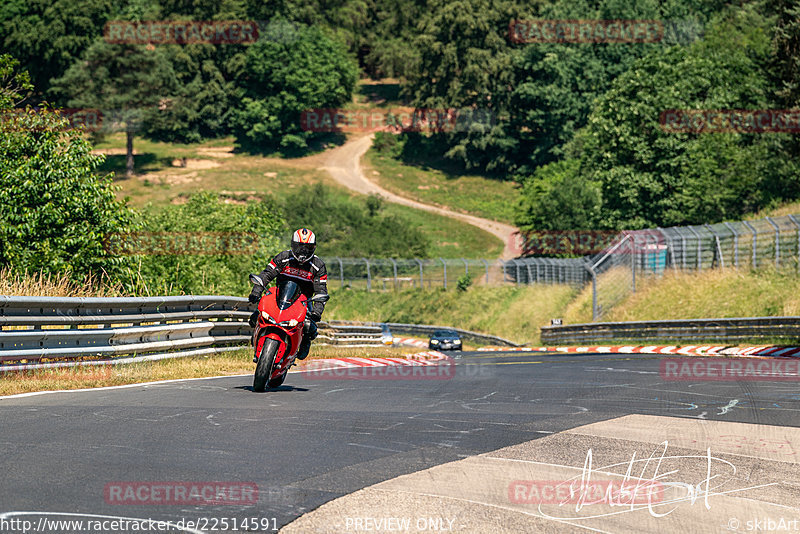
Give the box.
[0,296,517,368]
[0,296,254,365]
[541,317,800,345]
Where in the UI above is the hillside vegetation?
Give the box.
[326,268,800,345]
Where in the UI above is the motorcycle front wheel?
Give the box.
[268,371,287,388]
[253,337,281,392]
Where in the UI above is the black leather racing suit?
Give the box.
[252,251,328,356]
[256,251,328,319]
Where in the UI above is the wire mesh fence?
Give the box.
[323,214,800,322]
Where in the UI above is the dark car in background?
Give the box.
[428,330,462,351]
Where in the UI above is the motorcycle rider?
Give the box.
[248,228,328,362]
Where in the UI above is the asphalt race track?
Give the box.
[2,350,800,533]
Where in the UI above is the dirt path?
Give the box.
[318,134,522,260]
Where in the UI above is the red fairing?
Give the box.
[253,289,308,371]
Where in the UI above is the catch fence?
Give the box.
[324,214,800,321]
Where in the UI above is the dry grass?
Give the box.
[0,344,423,396]
[0,268,124,297]
[604,267,800,321]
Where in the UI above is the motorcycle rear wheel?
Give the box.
[253,337,280,392]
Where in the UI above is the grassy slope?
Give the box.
[324,284,578,345]
[364,149,520,224]
[97,133,501,258]
[324,268,800,345]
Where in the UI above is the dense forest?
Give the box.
[1,0,799,285]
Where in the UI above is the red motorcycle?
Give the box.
[248,274,328,392]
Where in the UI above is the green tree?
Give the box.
[0,56,137,278]
[232,20,358,154]
[572,6,796,229]
[0,0,118,99]
[134,193,286,295]
[515,160,602,232]
[50,39,177,177]
[282,183,429,257]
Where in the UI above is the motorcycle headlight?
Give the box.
[261,311,276,323]
[431,339,440,344]
[280,319,299,327]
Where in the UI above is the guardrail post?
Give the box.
[481,259,489,284]
[788,215,800,273]
[723,222,739,267]
[766,216,780,267]
[415,258,423,288]
[742,220,757,268]
[440,257,447,289]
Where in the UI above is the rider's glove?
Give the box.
[248,286,263,304]
[309,312,322,323]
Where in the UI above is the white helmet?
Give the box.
[291,228,316,262]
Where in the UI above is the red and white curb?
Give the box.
[477,345,800,359]
[392,337,429,349]
[297,350,449,373]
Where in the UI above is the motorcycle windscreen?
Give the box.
[276,280,301,310]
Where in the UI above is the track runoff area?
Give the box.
[2,344,800,533]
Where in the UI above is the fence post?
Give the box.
[585,261,598,321]
[723,222,739,267]
[788,215,800,272]
[461,258,469,276]
[481,259,489,284]
[362,258,371,291]
[766,216,780,267]
[686,226,702,270]
[630,235,636,293]
[337,257,344,289]
[440,258,447,289]
[742,220,757,268]
[390,258,398,290]
[705,224,725,269]
[415,258,423,288]
[513,259,521,286]
[657,228,677,271]
[526,261,534,285]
